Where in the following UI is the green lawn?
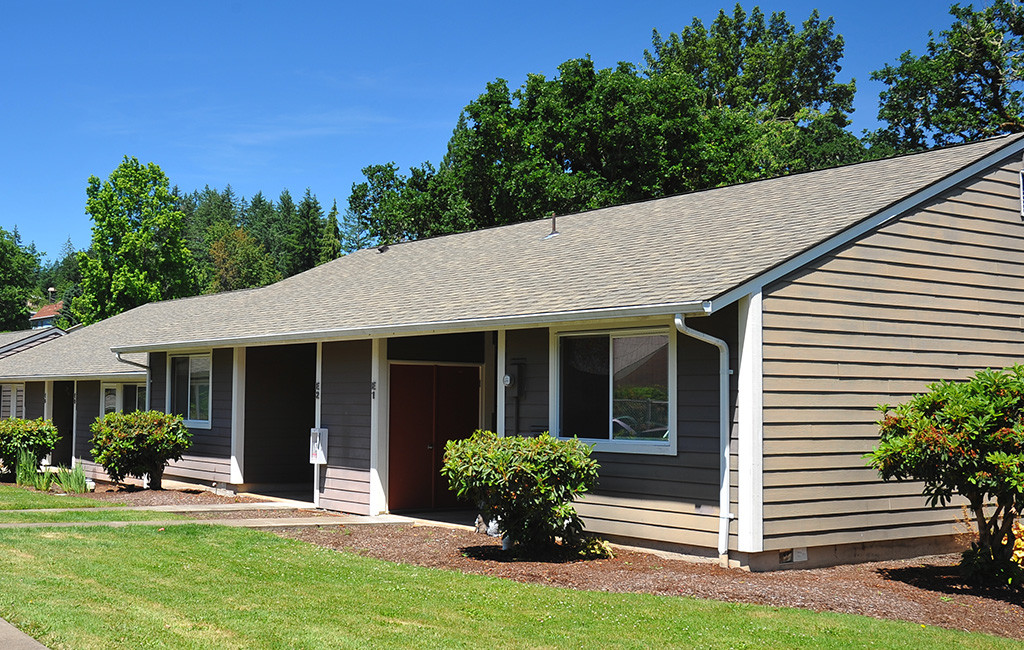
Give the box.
[0,525,1014,650]
[0,484,113,510]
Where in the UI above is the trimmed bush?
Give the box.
[0,417,61,475]
[868,366,1024,590]
[441,430,600,555]
[90,411,192,490]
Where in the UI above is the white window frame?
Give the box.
[166,353,212,429]
[550,326,677,456]
[100,383,148,415]
[100,383,122,416]
[1,383,26,419]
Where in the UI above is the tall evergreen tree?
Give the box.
[285,188,324,276]
[319,199,342,264]
[275,189,297,276]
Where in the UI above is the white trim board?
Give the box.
[737,291,764,553]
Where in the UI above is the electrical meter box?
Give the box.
[309,428,328,465]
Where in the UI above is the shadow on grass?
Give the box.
[877,564,1024,607]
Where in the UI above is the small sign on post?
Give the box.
[310,428,328,465]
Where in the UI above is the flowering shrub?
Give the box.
[442,430,600,555]
[868,366,1024,589]
[90,411,191,489]
[0,417,61,474]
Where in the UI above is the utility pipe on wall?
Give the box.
[674,313,733,567]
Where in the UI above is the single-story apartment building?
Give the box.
[0,326,66,421]
[3,134,1023,569]
[0,319,145,468]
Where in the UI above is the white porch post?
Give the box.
[42,380,54,466]
[368,338,388,515]
[230,347,246,485]
[71,381,78,465]
[737,291,765,553]
[313,342,323,507]
[496,329,506,436]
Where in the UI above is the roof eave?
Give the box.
[111,300,711,353]
[0,371,146,383]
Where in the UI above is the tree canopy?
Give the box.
[349,4,864,244]
[72,157,201,325]
[870,0,1024,153]
[0,228,41,331]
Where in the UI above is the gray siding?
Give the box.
[581,307,738,550]
[154,349,233,485]
[24,381,44,419]
[319,340,372,514]
[761,156,1024,550]
[502,317,736,551]
[150,352,166,411]
[504,328,549,435]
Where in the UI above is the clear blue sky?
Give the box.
[2,1,956,263]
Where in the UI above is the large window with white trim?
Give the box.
[170,354,211,427]
[556,328,676,454]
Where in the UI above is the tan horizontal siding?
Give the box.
[761,155,1024,551]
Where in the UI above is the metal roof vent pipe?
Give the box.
[543,212,559,240]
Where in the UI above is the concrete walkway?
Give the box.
[0,617,47,649]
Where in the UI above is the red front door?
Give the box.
[388,364,480,511]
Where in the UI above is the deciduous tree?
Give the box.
[0,227,41,331]
[869,0,1024,152]
[72,157,200,325]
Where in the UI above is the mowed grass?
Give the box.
[0,484,113,510]
[0,525,1015,650]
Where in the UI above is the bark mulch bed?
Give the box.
[71,482,264,506]
[277,523,1024,641]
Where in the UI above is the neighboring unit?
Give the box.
[3,134,1023,569]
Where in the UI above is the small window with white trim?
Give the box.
[556,328,676,454]
[169,354,211,427]
[0,384,25,419]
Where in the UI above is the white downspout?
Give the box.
[674,313,733,567]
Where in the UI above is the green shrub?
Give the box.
[15,448,37,486]
[0,418,61,475]
[90,411,192,490]
[868,366,1024,590]
[441,430,600,555]
[53,462,88,494]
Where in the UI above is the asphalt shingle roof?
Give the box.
[108,133,1023,352]
[0,315,146,381]
[4,133,1021,373]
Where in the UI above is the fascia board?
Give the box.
[110,300,710,353]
